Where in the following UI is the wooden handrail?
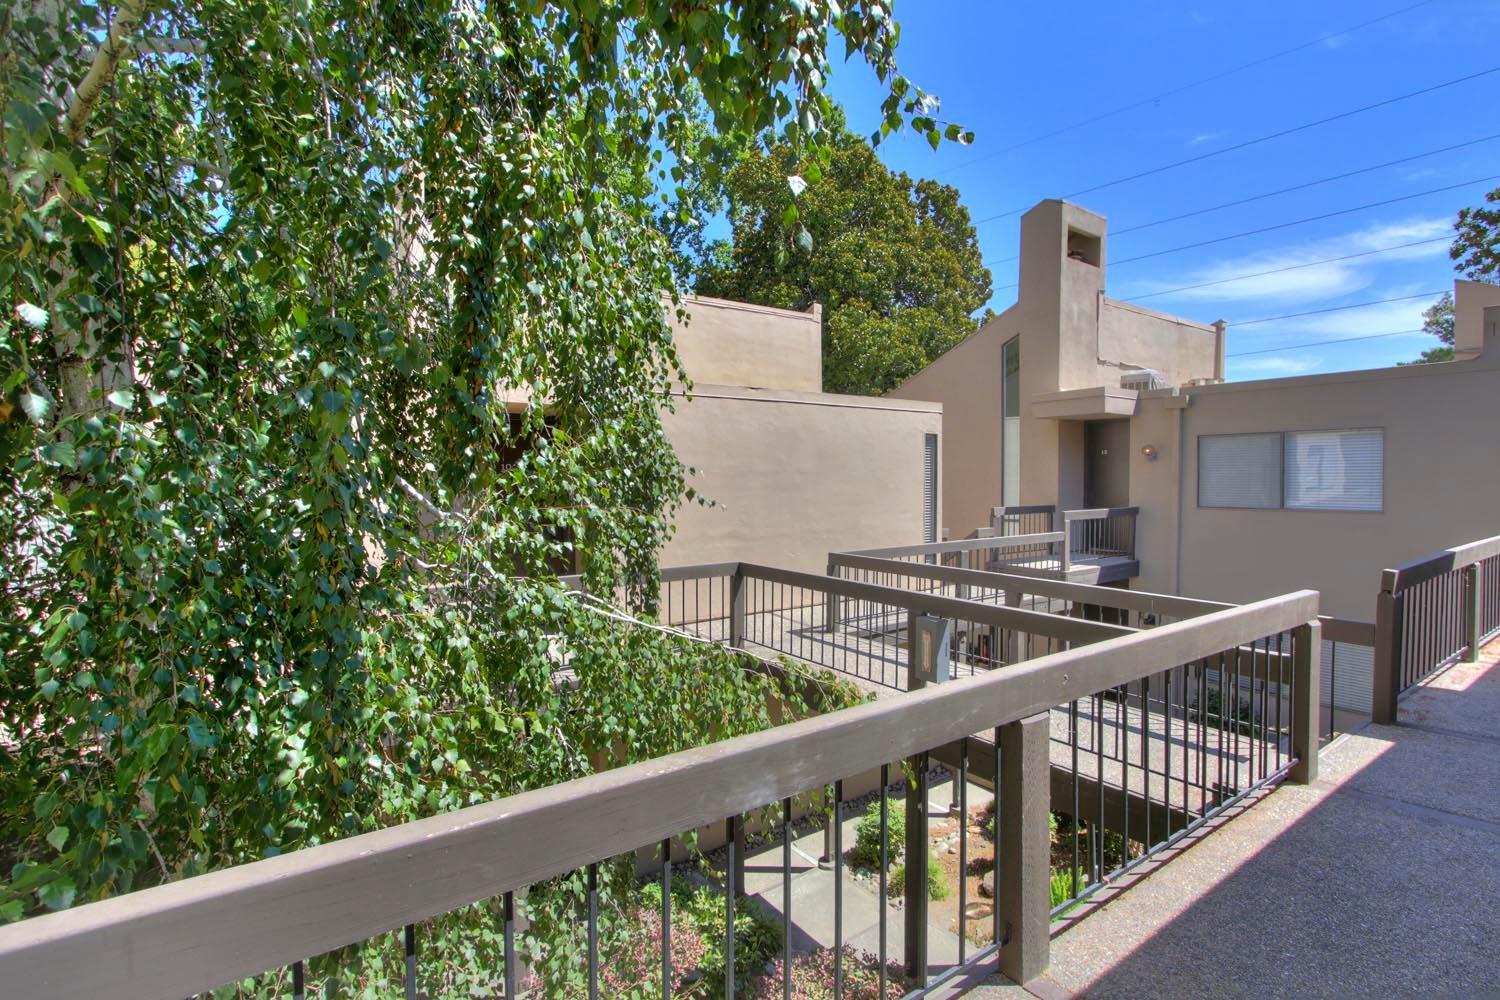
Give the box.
[827,552,1229,621]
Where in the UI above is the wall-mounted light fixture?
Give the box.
[1140,444,1158,460]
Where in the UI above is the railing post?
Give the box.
[824,559,839,634]
[1060,520,1072,578]
[730,565,746,648]
[1462,562,1481,662]
[1372,580,1402,725]
[903,751,929,986]
[1290,619,1320,784]
[997,712,1050,985]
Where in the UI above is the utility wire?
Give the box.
[972,63,1500,223]
[983,174,1490,270]
[1108,173,1500,267]
[1227,328,1425,357]
[1229,291,1444,328]
[1108,132,1500,236]
[941,0,1444,177]
[1117,236,1452,302]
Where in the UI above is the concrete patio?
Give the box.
[963,640,1500,999]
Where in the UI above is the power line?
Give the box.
[1108,132,1500,236]
[1118,236,1452,302]
[984,174,1490,271]
[1227,328,1425,357]
[972,63,1500,224]
[940,0,1444,177]
[1109,173,1500,267]
[1229,290,1444,327]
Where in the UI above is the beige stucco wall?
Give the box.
[1129,310,1500,620]
[660,384,942,573]
[1098,299,1222,387]
[669,295,822,392]
[888,310,1017,535]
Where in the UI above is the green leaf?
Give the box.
[19,392,51,425]
[45,826,69,852]
[106,389,135,411]
[15,302,47,329]
[38,877,76,911]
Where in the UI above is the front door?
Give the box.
[1084,420,1130,509]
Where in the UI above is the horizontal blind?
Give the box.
[1198,433,1282,508]
[1284,429,1383,512]
[923,433,939,543]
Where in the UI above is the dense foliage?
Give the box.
[1403,291,1455,365]
[0,0,961,986]
[694,114,991,396]
[1452,184,1500,282]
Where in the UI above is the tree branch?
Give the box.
[63,0,152,147]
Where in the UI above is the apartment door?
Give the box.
[1084,420,1130,509]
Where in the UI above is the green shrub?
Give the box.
[849,800,901,871]
[888,855,947,901]
[1050,867,1086,909]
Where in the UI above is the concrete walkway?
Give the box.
[965,642,1500,1000]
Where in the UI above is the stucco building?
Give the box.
[661,295,942,573]
[893,198,1500,630]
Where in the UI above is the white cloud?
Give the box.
[1187,131,1223,147]
[1123,215,1452,304]
[1228,356,1324,377]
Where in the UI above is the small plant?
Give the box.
[849,800,901,871]
[888,855,947,901]
[1050,866,1086,909]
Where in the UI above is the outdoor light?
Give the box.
[1141,444,1158,460]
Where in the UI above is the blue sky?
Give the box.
[821,0,1500,380]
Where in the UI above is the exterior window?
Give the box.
[1198,433,1282,509]
[923,433,939,543]
[1198,429,1383,512]
[1284,429,1383,512]
[1001,336,1020,506]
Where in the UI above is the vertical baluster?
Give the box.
[1141,674,1151,847]
[878,765,890,998]
[1095,690,1105,875]
[1164,667,1173,838]
[404,923,417,1000]
[661,839,672,1000]
[833,781,843,998]
[782,797,793,1000]
[503,890,517,999]
[993,728,1003,946]
[582,864,598,1000]
[1070,699,1080,898]
[291,960,305,1000]
[725,817,737,1000]
[958,737,969,964]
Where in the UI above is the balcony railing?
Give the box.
[1372,533,1500,723]
[569,560,1132,692]
[0,588,1321,1000]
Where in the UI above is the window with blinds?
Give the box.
[923,433,939,543]
[1285,428,1383,511]
[1198,428,1384,512]
[1198,433,1282,508]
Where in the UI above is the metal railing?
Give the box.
[1318,616,1376,741]
[1062,507,1139,563]
[1372,534,1500,723]
[0,588,1321,1000]
[572,560,1135,693]
[991,504,1057,537]
[845,532,1071,578]
[826,551,1229,631]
